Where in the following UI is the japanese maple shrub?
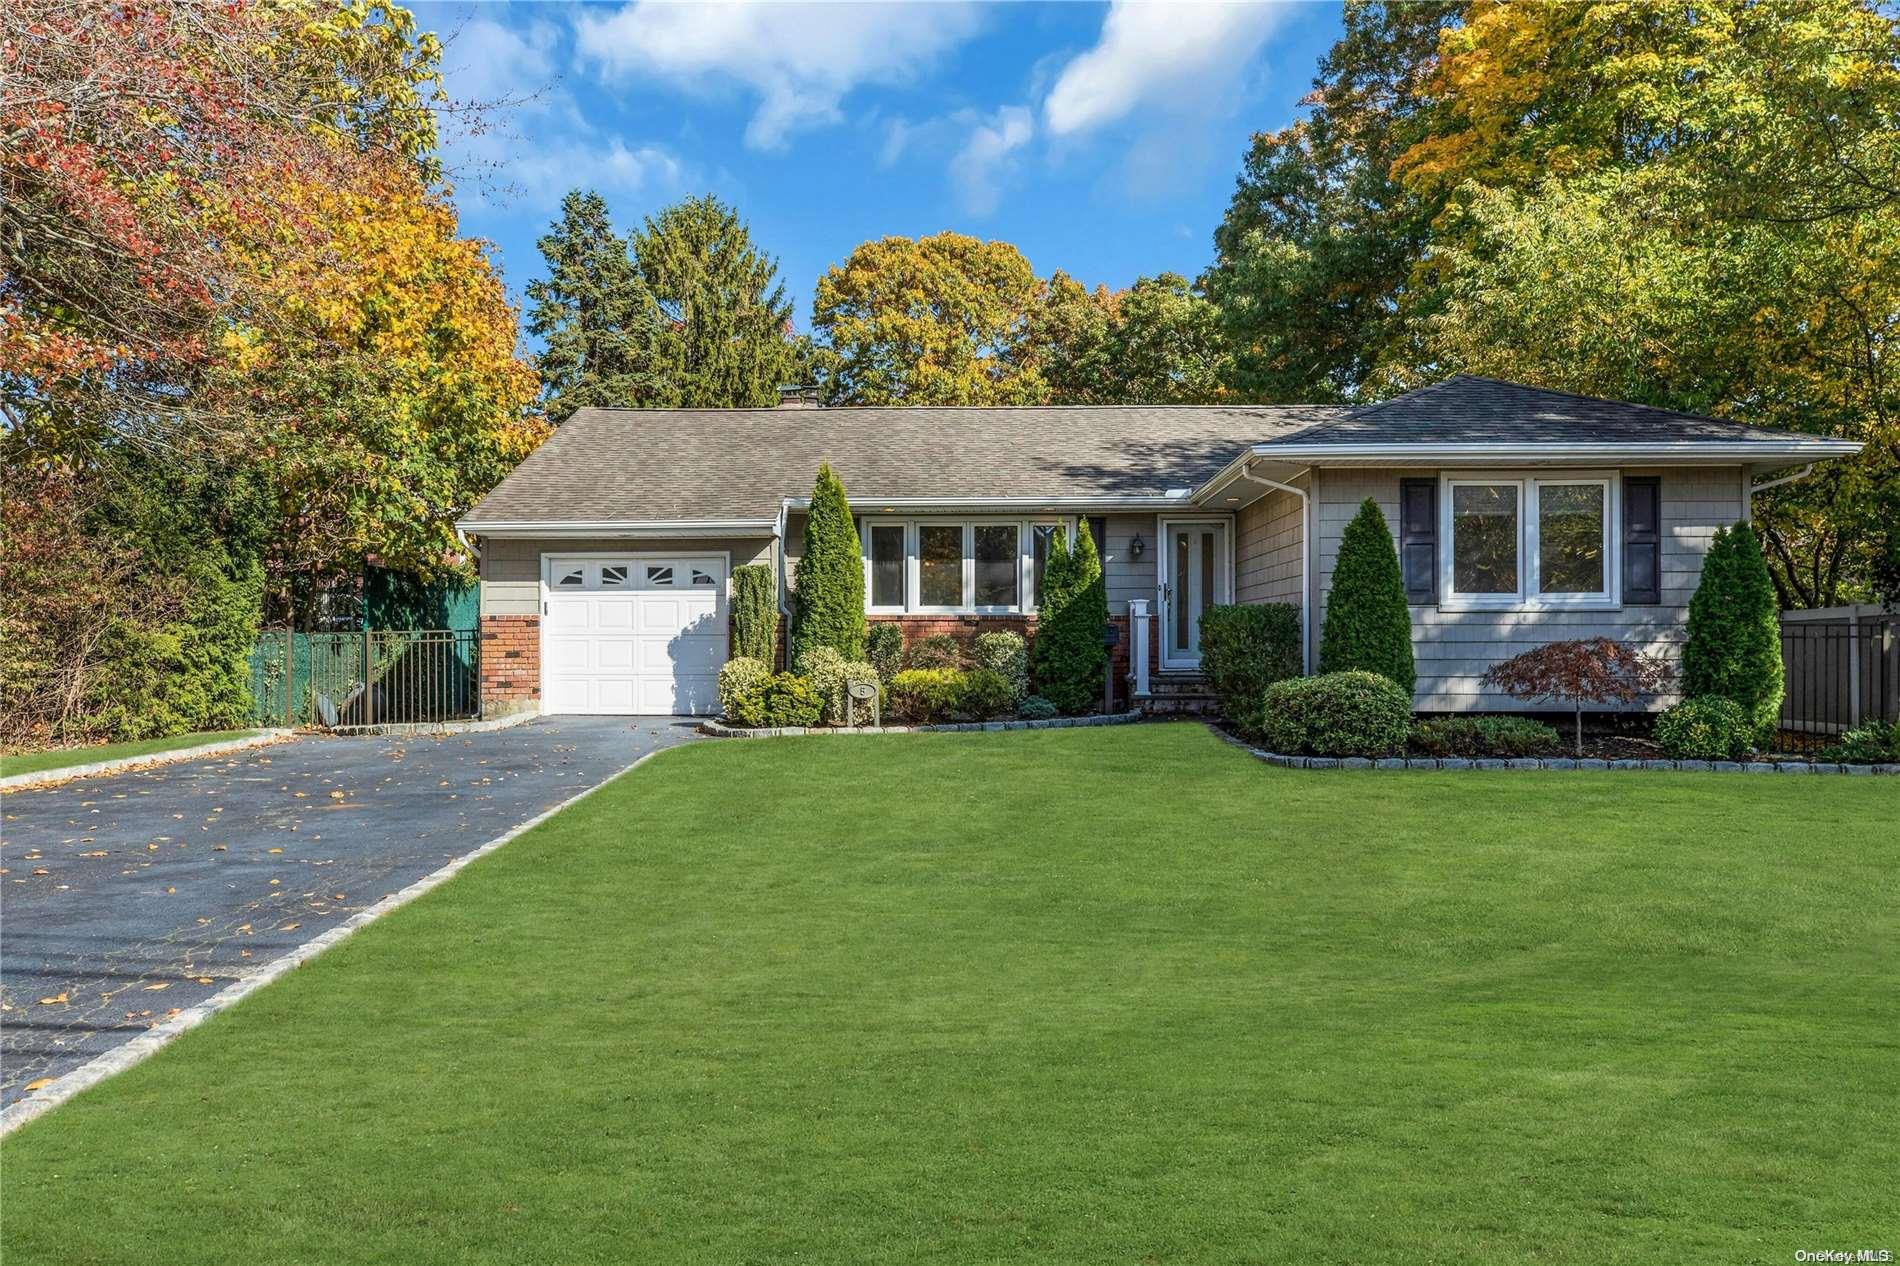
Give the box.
[1481,638,1675,757]
[1319,499,1416,696]
[789,464,865,665]
[1683,522,1784,741]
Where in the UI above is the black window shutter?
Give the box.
[1398,479,1437,604]
[1623,477,1662,605]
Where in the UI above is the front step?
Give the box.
[1136,673,1220,717]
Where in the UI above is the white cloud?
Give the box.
[948,106,1034,215]
[573,1,985,150]
[1043,1,1289,138]
[437,15,689,213]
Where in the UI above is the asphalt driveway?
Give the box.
[0,716,699,1105]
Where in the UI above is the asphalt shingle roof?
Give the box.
[461,403,1341,525]
[462,376,1850,527]
[1272,375,1826,447]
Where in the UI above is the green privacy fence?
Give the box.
[248,629,481,728]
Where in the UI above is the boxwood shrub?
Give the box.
[794,646,881,726]
[971,631,1029,703]
[908,634,963,670]
[717,657,770,720]
[956,668,1016,720]
[723,670,823,728]
[1410,715,1561,758]
[865,622,904,683]
[1199,603,1300,735]
[1654,695,1753,760]
[1259,670,1412,757]
[888,668,964,723]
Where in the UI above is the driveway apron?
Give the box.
[0,717,697,1104]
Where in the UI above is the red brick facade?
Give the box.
[480,615,540,709]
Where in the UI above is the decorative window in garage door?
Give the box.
[645,565,675,587]
[690,567,716,586]
[556,566,585,588]
[601,565,629,587]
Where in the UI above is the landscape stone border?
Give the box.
[325,710,538,739]
[698,712,1144,739]
[0,729,296,793]
[1207,724,1898,775]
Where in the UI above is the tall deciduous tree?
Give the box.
[528,190,658,423]
[1033,273,1228,405]
[812,232,1045,405]
[628,195,801,407]
[1202,1,1459,402]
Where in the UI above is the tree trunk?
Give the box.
[1574,704,1584,758]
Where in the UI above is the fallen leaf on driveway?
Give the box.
[268,848,282,854]
[329,790,344,800]
[281,922,300,931]
[39,993,68,1005]
[31,868,48,875]
[196,977,214,985]
[236,923,252,933]
[24,1078,55,1092]
[144,982,169,991]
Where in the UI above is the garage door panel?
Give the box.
[541,556,729,716]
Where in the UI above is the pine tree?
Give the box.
[1034,521,1109,713]
[1683,522,1784,738]
[526,190,658,422]
[629,195,801,407]
[1319,498,1416,695]
[790,464,865,665]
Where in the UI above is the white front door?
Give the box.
[541,556,727,715]
[1160,521,1228,670]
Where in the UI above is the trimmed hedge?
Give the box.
[1683,521,1783,739]
[865,622,904,683]
[731,564,778,665]
[957,668,1016,720]
[1199,603,1300,734]
[1654,695,1753,760]
[1318,499,1416,696]
[1260,670,1412,757]
[1410,715,1561,759]
[789,464,865,665]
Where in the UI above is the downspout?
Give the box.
[776,498,793,667]
[1745,463,1815,521]
[1231,459,1315,675]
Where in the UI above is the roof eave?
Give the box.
[1244,440,1863,466]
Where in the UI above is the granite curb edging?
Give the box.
[1206,725,1898,775]
[325,710,540,739]
[698,712,1146,739]
[0,730,297,793]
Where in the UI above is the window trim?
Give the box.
[860,516,1090,615]
[1438,471,1620,612]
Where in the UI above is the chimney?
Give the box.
[776,383,821,409]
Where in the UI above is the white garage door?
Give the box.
[542,556,727,715]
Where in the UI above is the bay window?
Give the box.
[861,518,1077,614]
[1440,474,1618,610]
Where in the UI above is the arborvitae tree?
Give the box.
[1683,521,1784,738]
[731,563,778,665]
[526,189,658,422]
[789,464,864,665]
[1319,498,1416,695]
[629,194,801,407]
[1035,521,1109,713]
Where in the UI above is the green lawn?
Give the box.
[0,729,259,780]
[4,724,1894,1264]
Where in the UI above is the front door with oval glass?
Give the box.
[1160,521,1227,670]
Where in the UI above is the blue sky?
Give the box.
[419,2,1344,338]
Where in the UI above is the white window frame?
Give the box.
[859,516,1085,615]
[1438,472,1620,612]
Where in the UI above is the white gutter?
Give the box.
[1230,459,1316,674]
[1744,462,1816,521]
[1245,440,1861,462]
[452,519,777,538]
[782,494,1193,512]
